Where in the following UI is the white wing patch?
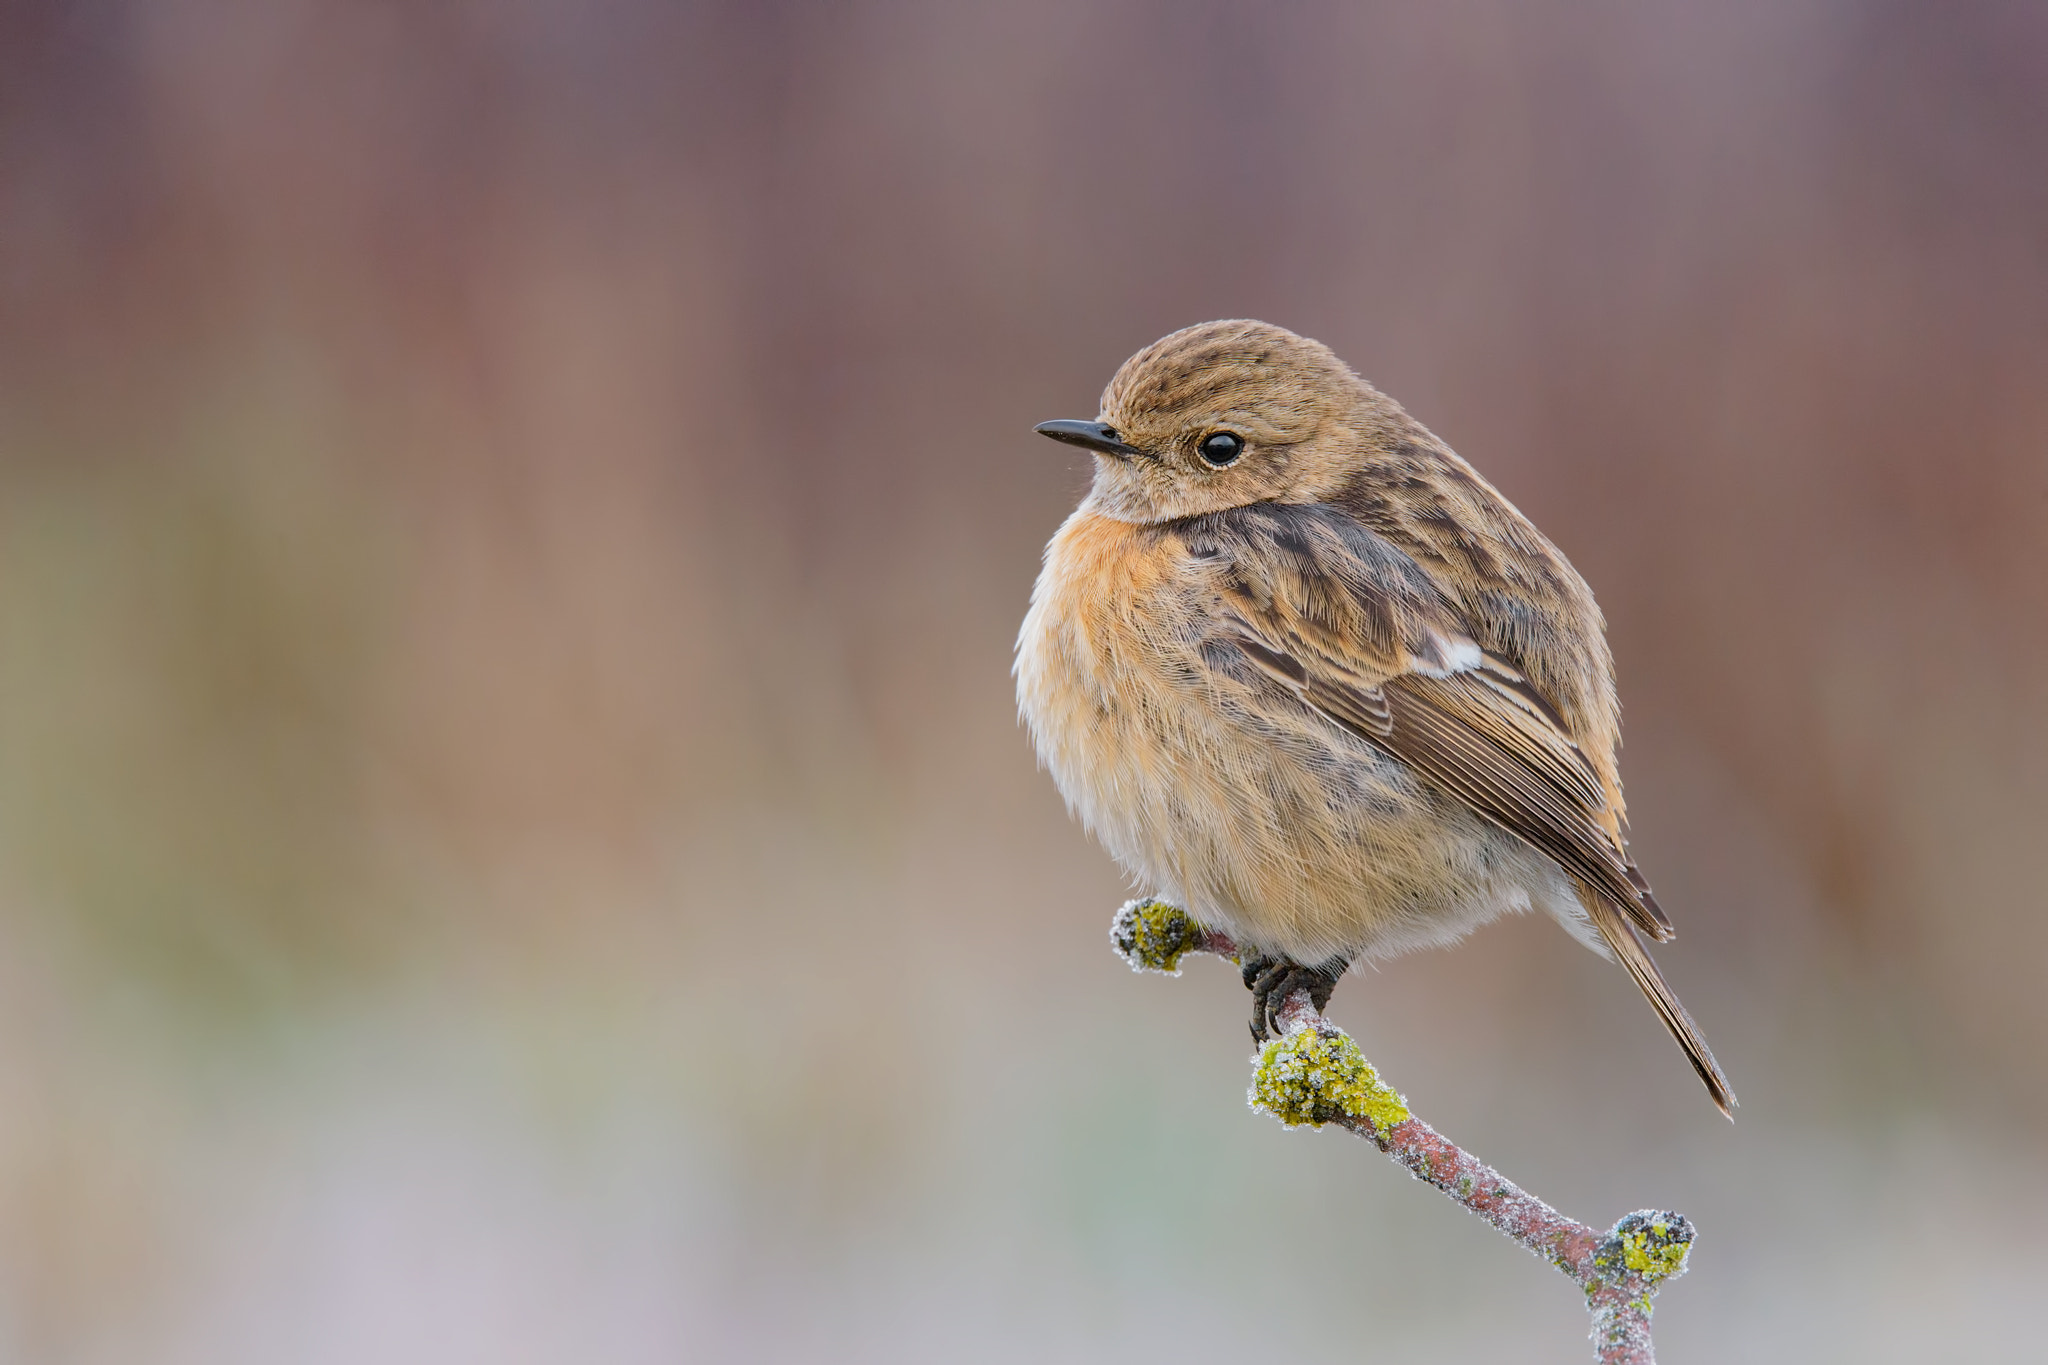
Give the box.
[1409,629,1484,678]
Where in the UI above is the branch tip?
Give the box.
[1110,898,1211,974]
[1595,1211,1694,1288]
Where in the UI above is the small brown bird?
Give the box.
[1016,320,1733,1115]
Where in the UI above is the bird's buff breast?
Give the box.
[1015,507,1557,965]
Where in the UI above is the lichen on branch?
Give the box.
[1600,1211,1694,1287]
[1111,897,1221,975]
[1251,1024,1411,1131]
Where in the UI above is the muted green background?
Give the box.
[2,2,2046,1360]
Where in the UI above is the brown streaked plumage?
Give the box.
[1016,320,1733,1116]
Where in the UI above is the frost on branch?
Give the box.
[1111,898,1698,1365]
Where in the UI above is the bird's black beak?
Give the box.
[1034,419,1145,459]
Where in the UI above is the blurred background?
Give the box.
[1,1,2045,1359]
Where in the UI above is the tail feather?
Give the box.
[1624,862,1675,941]
[1582,889,1737,1119]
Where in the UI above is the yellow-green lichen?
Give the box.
[1111,899,1209,974]
[1250,1026,1411,1131]
[1620,1221,1690,1281]
[1594,1211,1694,1288]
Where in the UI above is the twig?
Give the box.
[1111,899,1695,1365]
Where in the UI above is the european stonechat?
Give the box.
[1016,320,1733,1115]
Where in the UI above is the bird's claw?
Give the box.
[1241,952,1348,1042]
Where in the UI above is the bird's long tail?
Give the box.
[1581,888,1737,1119]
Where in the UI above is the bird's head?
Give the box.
[1035,319,1379,524]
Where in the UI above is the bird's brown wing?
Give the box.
[1180,502,1664,935]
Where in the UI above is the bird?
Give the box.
[1015,319,1734,1116]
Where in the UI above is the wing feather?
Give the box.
[1380,671,1654,927]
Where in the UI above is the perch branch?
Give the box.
[1111,898,1694,1365]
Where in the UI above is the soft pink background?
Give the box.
[2,2,2044,1359]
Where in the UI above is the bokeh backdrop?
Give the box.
[3,1,2046,1360]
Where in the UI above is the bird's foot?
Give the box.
[1240,952,1349,1042]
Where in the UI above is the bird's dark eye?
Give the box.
[1198,432,1244,467]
